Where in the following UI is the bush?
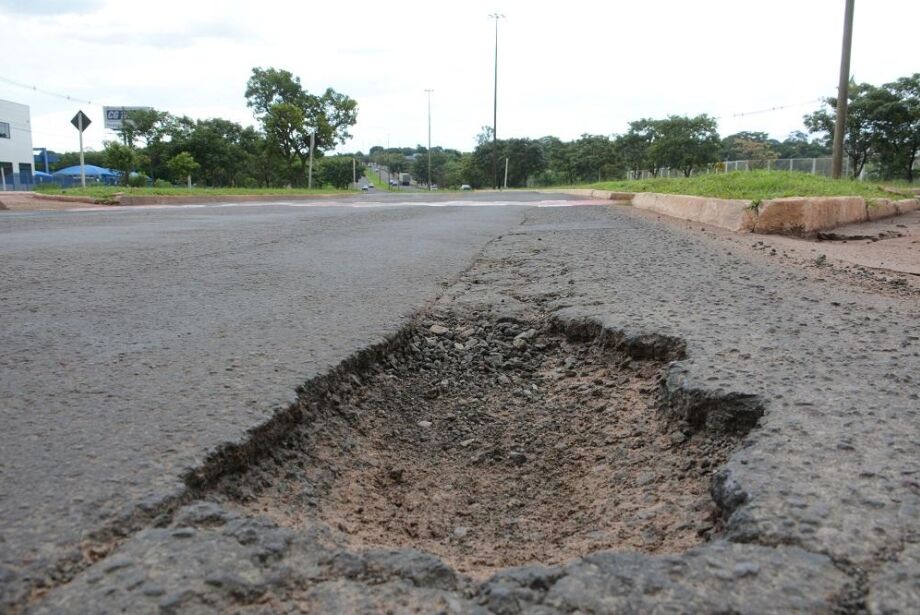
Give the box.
[153,179,172,188]
[127,173,147,188]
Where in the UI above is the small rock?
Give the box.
[497,374,511,385]
[417,420,433,428]
[453,526,469,539]
[454,342,465,350]
[669,431,688,445]
[512,337,527,349]
[430,324,449,335]
[460,438,476,448]
[815,254,827,266]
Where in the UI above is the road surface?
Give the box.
[2,193,919,612]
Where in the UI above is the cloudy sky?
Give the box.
[1,0,918,155]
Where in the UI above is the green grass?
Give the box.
[34,185,344,200]
[583,171,905,200]
[362,167,389,190]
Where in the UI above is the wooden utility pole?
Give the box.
[831,0,855,179]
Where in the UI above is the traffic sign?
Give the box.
[71,110,91,132]
[103,106,151,130]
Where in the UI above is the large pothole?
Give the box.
[205,312,752,578]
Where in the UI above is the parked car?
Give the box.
[460,184,472,191]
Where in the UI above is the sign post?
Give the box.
[71,110,92,188]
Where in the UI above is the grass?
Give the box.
[583,171,904,201]
[363,167,389,190]
[34,185,344,200]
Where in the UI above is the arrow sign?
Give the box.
[71,110,91,131]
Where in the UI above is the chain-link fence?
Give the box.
[626,157,857,180]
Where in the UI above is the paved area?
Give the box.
[0,197,547,608]
[3,196,920,612]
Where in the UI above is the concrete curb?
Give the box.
[632,193,756,233]
[547,189,919,236]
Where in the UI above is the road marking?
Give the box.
[66,199,602,213]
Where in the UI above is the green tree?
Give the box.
[650,115,721,177]
[619,119,663,176]
[167,151,200,185]
[318,156,364,189]
[102,141,135,186]
[245,67,358,185]
[804,81,879,177]
[775,131,831,159]
[872,74,920,182]
[720,132,779,161]
[571,134,620,181]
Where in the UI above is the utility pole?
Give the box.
[308,130,315,189]
[489,13,504,189]
[425,89,433,190]
[831,0,855,179]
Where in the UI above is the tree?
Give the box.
[470,137,545,188]
[263,102,309,184]
[720,132,779,161]
[245,67,358,185]
[650,115,721,176]
[102,141,135,186]
[874,74,920,182]
[167,152,200,186]
[571,134,620,182]
[619,119,663,176]
[775,131,830,159]
[318,156,364,189]
[412,148,452,187]
[804,81,878,177]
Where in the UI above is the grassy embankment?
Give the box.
[584,171,902,201]
[363,167,389,190]
[34,185,344,200]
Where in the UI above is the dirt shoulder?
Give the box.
[0,192,102,212]
[616,203,920,298]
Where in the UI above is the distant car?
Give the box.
[460,184,472,191]
[389,179,398,186]
[361,184,369,191]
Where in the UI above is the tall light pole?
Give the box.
[425,88,434,190]
[489,13,504,189]
[831,0,856,179]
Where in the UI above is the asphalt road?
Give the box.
[3,193,919,612]
[0,193,583,607]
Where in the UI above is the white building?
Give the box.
[0,99,34,188]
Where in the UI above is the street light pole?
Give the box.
[831,0,856,179]
[425,89,433,190]
[489,13,504,190]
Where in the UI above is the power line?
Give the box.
[716,98,824,121]
[0,76,98,106]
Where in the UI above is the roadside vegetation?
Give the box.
[42,70,916,194]
[587,171,900,200]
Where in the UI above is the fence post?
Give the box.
[811,158,817,175]
[789,159,794,172]
[1,166,5,191]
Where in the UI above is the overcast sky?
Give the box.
[1,0,918,155]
